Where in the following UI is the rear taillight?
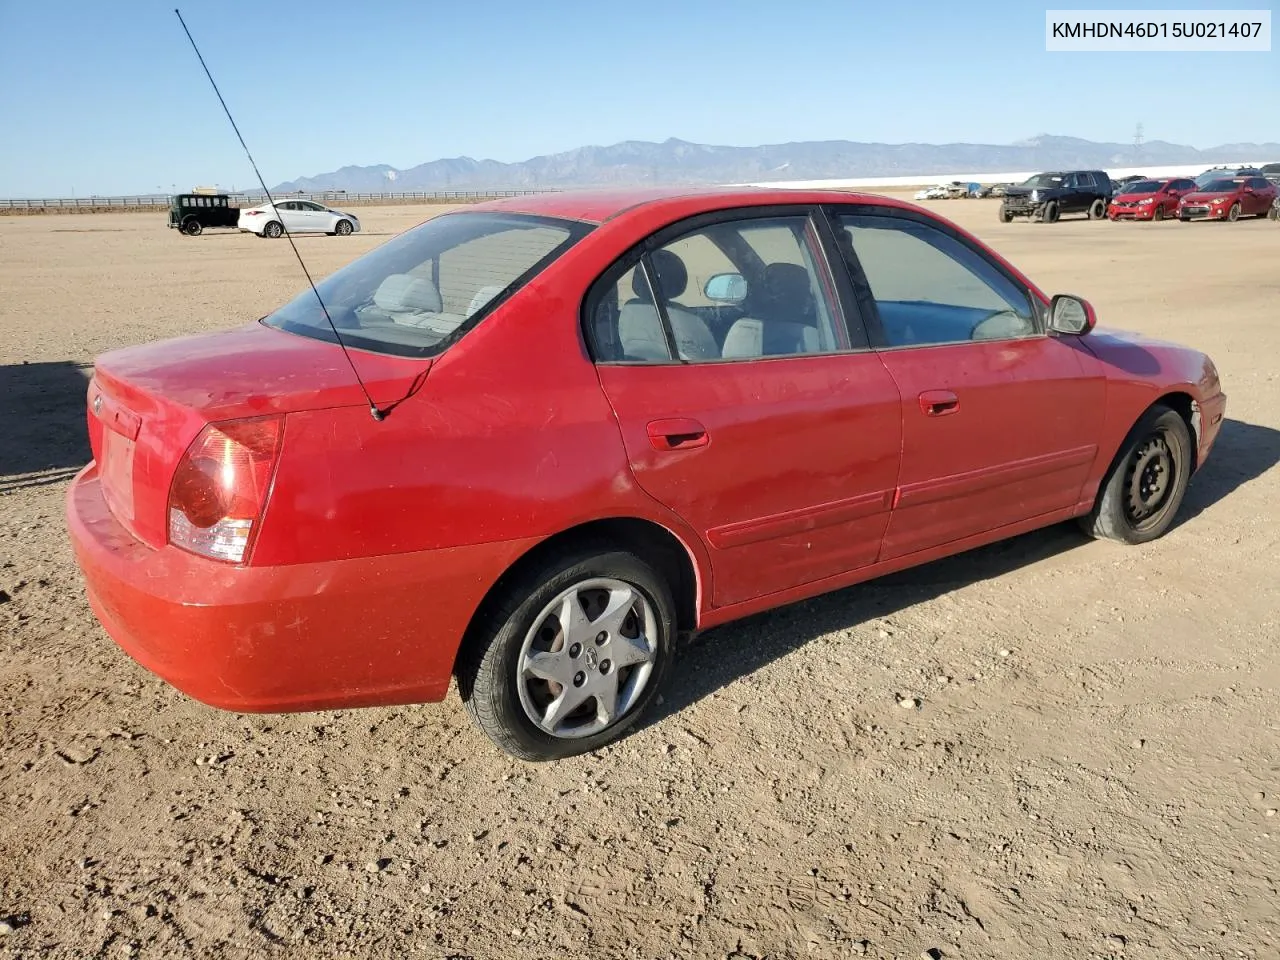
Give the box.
[167,417,282,564]
[245,210,262,216]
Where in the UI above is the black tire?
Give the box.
[1268,204,1279,221]
[997,206,1012,223]
[456,546,676,761]
[1088,198,1106,220]
[1041,201,1060,224]
[1153,204,1165,222]
[181,218,202,236]
[334,219,354,236]
[1227,202,1240,222]
[263,220,283,239]
[1079,405,1193,545]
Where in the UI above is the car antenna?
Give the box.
[174,8,388,422]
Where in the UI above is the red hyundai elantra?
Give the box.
[67,186,1227,760]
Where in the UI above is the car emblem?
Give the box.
[584,647,599,669]
[92,394,103,415]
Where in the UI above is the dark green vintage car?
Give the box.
[168,193,239,236]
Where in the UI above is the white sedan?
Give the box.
[912,185,950,201]
[238,199,361,238]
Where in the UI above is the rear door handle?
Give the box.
[647,418,709,451]
[918,390,960,417]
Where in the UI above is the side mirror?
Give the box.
[704,273,748,302]
[1048,294,1096,335]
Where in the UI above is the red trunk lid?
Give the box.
[88,321,429,548]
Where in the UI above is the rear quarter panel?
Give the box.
[250,245,714,585]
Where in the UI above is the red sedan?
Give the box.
[1178,176,1278,221]
[66,186,1227,760]
[1107,177,1197,221]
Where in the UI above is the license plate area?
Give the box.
[101,430,137,525]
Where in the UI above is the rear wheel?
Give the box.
[263,220,283,238]
[334,219,354,236]
[1079,405,1192,545]
[181,218,202,236]
[456,547,676,761]
[1227,202,1241,222]
[1088,198,1106,220]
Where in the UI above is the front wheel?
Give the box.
[1079,405,1193,545]
[456,547,676,761]
[1088,198,1106,220]
[334,219,354,236]
[1227,202,1241,222]
[1153,204,1165,221]
[1040,201,1060,224]
[997,206,1012,223]
[263,220,283,238]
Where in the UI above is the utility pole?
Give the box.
[1133,123,1144,161]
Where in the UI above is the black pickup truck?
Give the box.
[999,170,1113,223]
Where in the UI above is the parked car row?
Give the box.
[167,191,361,238]
[989,166,1278,224]
[1112,174,1277,222]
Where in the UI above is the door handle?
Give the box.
[918,390,960,417]
[646,418,709,451]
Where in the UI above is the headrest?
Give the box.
[631,249,688,301]
[747,262,816,324]
[373,274,443,314]
[466,284,504,317]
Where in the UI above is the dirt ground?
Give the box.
[1,197,1278,960]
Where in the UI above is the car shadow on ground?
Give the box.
[642,417,1280,731]
[0,360,93,492]
[1176,418,1280,526]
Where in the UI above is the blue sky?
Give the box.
[1,0,1276,196]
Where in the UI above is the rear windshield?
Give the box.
[263,212,591,357]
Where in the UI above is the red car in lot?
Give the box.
[1107,177,1197,221]
[67,186,1227,760]
[1178,176,1278,221]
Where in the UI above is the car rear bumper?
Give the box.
[66,464,536,713]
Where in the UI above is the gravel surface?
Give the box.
[1,199,1277,959]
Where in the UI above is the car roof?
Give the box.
[467,185,918,225]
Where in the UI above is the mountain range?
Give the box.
[268,134,1280,193]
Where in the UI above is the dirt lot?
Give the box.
[1,198,1278,960]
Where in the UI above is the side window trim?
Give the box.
[581,204,873,365]
[823,203,1046,350]
[581,249,676,364]
[635,246,681,362]
[814,205,881,350]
